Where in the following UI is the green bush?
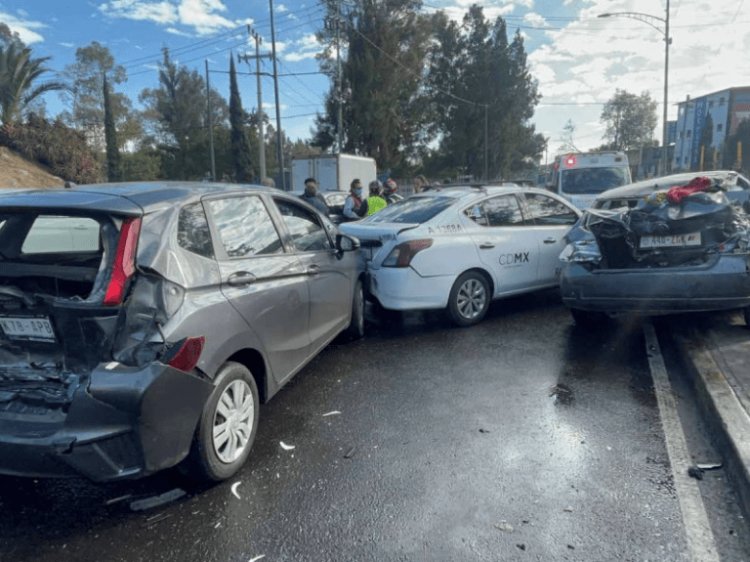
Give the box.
[0,114,103,184]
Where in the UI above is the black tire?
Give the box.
[345,279,365,340]
[743,306,750,328]
[183,362,260,482]
[570,308,608,327]
[447,271,491,327]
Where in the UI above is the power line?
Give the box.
[126,39,250,77]
[349,25,484,109]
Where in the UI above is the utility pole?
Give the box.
[483,105,489,182]
[336,0,343,154]
[205,59,216,181]
[269,0,286,190]
[239,28,272,181]
[660,0,670,176]
[598,3,671,176]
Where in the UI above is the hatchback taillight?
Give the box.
[382,239,433,268]
[165,336,206,372]
[103,217,142,306]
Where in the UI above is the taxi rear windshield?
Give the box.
[365,196,454,224]
[561,167,629,195]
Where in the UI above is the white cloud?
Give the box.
[166,26,192,37]
[59,42,75,48]
[276,3,289,13]
[527,0,750,150]
[98,0,247,35]
[98,1,177,24]
[523,11,546,26]
[283,33,322,62]
[0,11,47,44]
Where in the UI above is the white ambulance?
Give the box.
[547,151,631,209]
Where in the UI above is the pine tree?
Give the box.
[229,55,254,182]
[103,74,121,182]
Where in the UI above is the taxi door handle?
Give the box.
[479,243,495,250]
[543,237,557,244]
[307,264,321,275]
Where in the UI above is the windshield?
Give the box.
[364,196,455,224]
[561,167,630,195]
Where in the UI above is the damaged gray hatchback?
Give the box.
[560,176,750,325]
[0,182,363,482]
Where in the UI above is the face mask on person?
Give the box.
[353,187,363,197]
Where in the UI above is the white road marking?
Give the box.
[643,321,720,562]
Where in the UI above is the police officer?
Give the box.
[366,180,388,216]
[299,177,329,216]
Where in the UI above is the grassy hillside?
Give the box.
[0,147,64,189]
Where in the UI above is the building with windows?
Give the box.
[672,87,750,171]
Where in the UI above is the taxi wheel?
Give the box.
[183,362,260,482]
[345,279,365,340]
[447,271,491,327]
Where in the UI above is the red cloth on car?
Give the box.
[666,176,712,204]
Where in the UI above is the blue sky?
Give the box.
[1,0,749,151]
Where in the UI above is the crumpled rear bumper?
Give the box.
[0,363,212,482]
[560,254,750,314]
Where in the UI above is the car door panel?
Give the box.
[272,198,353,351]
[466,195,540,295]
[204,195,311,384]
[522,193,580,286]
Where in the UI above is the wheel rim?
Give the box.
[212,379,254,464]
[456,278,487,320]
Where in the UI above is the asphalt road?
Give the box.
[1,291,749,562]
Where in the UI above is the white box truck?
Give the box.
[292,154,377,198]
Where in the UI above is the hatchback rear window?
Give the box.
[22,216,101,254]
[365,196,454,224]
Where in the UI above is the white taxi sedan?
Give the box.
[340,186,581,326]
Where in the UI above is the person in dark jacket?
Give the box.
[383,178,402,204]
[343,179,367,221]
[299,177,329,216]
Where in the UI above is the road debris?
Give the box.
[516,543,526,551]
[567,544,575,550]
[280,441,296,451]
[323,411,342,417]
[563,506,574,513]
[231,481,242,500]
[549,383,574,405]
[697,462,723,471]
[688,466,705,480]
[687,462,721,480]
[129,488,186,512]
[494,521,514,532]
[249,556,266,562]
[105,494,133,506]
[478,428,491,434]
[344,447,357,459]
[145,512,172,524]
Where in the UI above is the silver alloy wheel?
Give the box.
[456,278,487,320]
[212,379,255,464]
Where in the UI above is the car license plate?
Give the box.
[639,232,702,249]
[0,316,56,342]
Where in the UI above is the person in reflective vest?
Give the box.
[366,181,388,216]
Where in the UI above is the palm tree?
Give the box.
[0,42,65,126]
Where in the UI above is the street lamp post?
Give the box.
[599,0,671,176]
